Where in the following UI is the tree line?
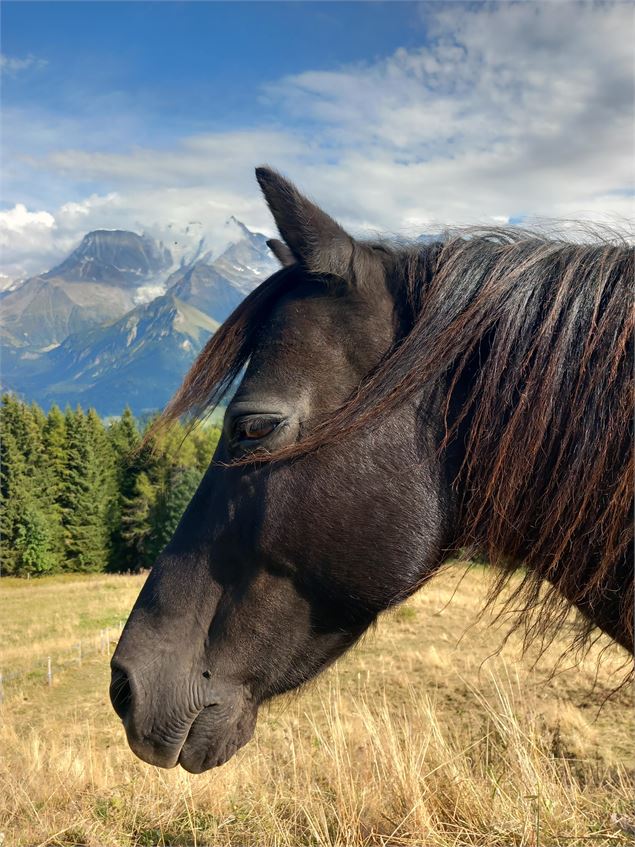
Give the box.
[0,394,220,577]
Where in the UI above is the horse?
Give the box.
[110,167,633,773]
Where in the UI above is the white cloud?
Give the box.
[0,53,47,74]
[2,2,633,281]
[0,205,57,283]
[0,203,55,233]
[263,2,634,228]
[0,196,129,281]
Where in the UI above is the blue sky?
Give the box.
[3,3,425,151]
[1,1,633,281]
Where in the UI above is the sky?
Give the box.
[1,0,633,282]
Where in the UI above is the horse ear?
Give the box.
[266,238,296,267]
[256,166,354,278]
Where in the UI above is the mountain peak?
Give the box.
[2,218,279,413]
[44,230,172,287]
[226,216,252,238]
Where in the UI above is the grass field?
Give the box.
[1,566,633,847]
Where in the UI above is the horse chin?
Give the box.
[177,702,258,773]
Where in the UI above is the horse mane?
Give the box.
[152,228,634,651]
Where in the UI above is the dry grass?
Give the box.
[0,566,633,847]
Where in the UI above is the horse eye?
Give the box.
[233,416,279,442]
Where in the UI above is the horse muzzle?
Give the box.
[109,658,257,772]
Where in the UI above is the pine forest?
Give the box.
[0,395,220,577]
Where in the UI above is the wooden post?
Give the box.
[77,642,82,666]
[0,671,4,704]
[47,656,52,686]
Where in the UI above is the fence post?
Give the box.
[77,642,82,666]
[0,672,3,704]
[47,656,52,686]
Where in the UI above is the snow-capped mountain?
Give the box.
[212,217,276,294]
[1,219,279,414]
[0,230,173,350]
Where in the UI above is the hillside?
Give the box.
[10,295,220,415]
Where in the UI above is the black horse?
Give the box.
[111,168,633,773]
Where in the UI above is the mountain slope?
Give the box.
[163,218,276,320]
[211,217,275,293]
[0,276,140,349]
[7,293,220,415]
[166,262,245,323]
[0,231,172,350]
[44,230,171,286]
[1,219,279,414]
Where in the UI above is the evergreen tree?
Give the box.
[191,425,221,473]
[14,500,55,574]
[86,406,117,534]
[0,397,216,578]
[109,407,140,466]
[60,407,109,571]
[119,471,158,569]
[41,404,67,566]
[152,465,202,553]
[0,395,59,575]
[0,415,27,575]
[108,408,147,572]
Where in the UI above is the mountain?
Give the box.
[211,217,276,293]
[44,230,172,286]
[161,217,275,320]
[0,275,139,350]
[9,293,220,416]
[1,219,278,414]
[0,231,172,350]
[166,262,245,324]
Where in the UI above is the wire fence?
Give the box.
[0,621,124,703]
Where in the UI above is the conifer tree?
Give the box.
[152,465,202,553]
[108,408,146,571]
[0,395,58,575]
[119,471,158,569]
[109,407,140,466]
[61,407,109,571]
[14,501,55,574]
[86,407,117,538]
[0,397,218,578]
[0,413,27,575]
[191,425,221,472]
[42,404,67,567]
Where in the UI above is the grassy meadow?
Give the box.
[0,565,633,847]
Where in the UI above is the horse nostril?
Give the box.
[110,665,133,721]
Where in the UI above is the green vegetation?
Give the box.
[0,395,220,576]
